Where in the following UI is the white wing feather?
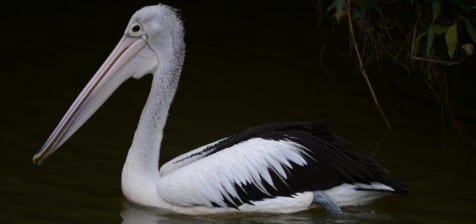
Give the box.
[157,138,310,207]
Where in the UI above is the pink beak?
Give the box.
[33,36,157,165]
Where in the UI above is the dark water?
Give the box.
[2,1,476,223]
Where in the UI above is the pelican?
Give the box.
[33,4,407,214]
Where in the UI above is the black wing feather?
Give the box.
[198,120,405,208]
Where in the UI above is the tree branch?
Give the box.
[345,0,392,129]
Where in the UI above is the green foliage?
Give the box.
[326,0,476,61]
[416,0,475,59]
[323,0,474,137]
[464,19,476,44]
[445,23,458,59]
[431,0,441,23]
[426,25,435,55]
[327,0,345,21]
[414,32,426,54]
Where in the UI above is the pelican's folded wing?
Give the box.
[160,139,226,176]
[157,121,390,208]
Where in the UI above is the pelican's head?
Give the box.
[33,4,184,165]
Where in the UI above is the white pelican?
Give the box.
[33,4,407,214]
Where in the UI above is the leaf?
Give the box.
[433,25,448,34]
[414,32,427,54]
[335,0,345,21]
[326,1,336,12]
[432,0,441,22]
[463,19,476,44]
[327,0,346,21]
[445,23,458,59]
[426,25,435,55]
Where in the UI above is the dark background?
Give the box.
[1,0,476,223]
[2,0,475,140]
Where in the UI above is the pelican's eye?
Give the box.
[128,23,143,37]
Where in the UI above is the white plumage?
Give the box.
[158,139,309,207]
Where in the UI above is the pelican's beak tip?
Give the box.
[32,154,43,166]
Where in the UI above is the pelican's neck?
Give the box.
[121,23,184,206]
[126,65,179,172]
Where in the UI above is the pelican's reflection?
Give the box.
[121,201,396,224]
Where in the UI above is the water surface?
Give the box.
[1,1,475,223]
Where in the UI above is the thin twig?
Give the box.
[346,0,392,129]
[410,3,421,57]
[319,37,328,62]
[441,73,465,139]
[410,4,463,66]
[412,2,464,140]
[410,56,463,66]
[373,128,391,155]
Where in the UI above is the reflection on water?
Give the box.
[120,202,400,224]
